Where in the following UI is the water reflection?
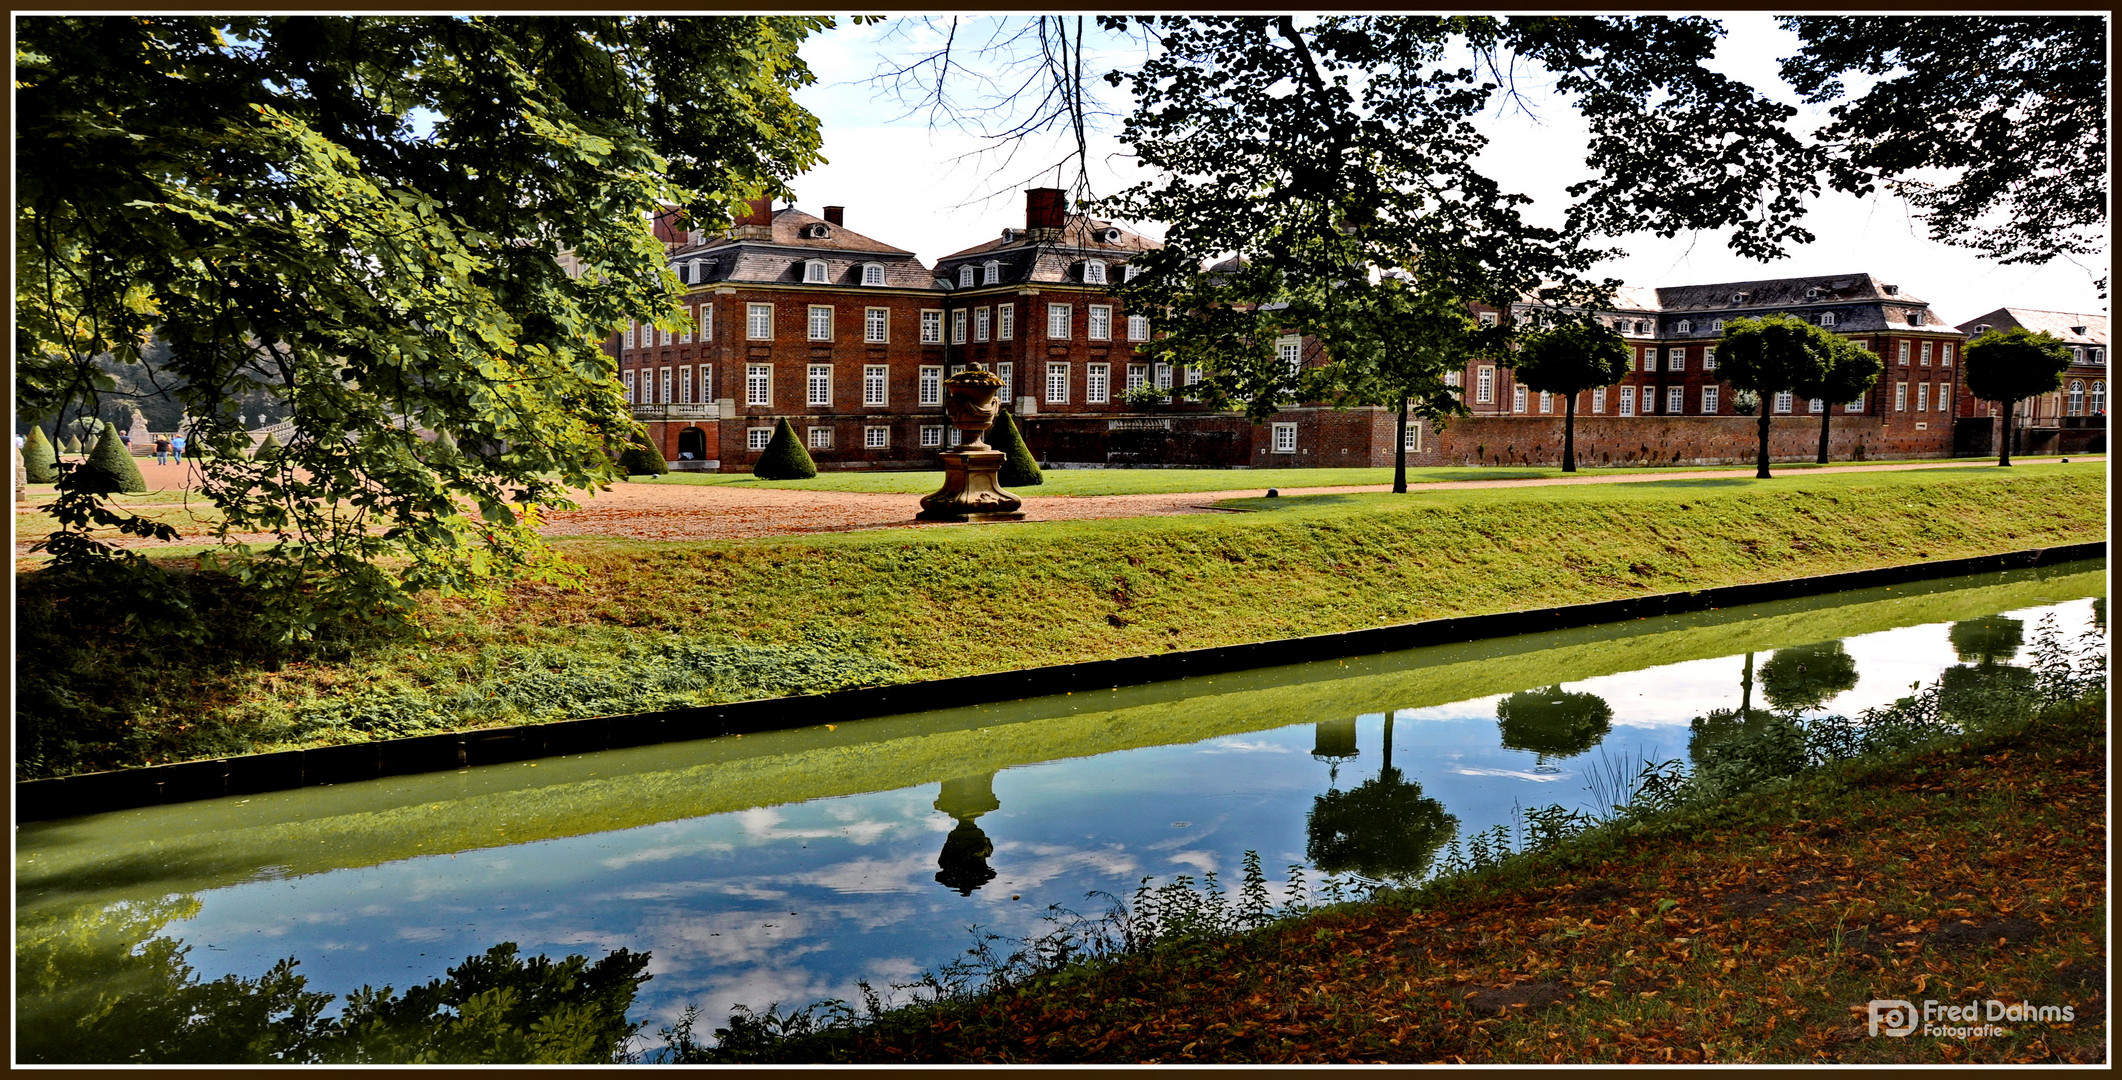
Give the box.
[1949,616,2024,664]
[1495,686,1615,773]
[1305,714,1458,884]
[933,774,1002,895]
[1939,617,2035,727]
[1759,641,1861,712]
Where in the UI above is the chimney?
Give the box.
[731,196,774,241]
[823,205,845,227]
[1026,187,1065,240]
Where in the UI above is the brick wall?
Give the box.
[1419,413,1955,467]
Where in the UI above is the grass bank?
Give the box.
[682,692,2110,1064]
[13,464,2105,779]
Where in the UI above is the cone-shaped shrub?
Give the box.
[425,429,463,467]
[618,435,669,476]
[61,434,81,456]
[990,410,1042,487]
[83,422,147,493]
[253,432,282,460]
[21,427,58,483]
[752,418,817,480]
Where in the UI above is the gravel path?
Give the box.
[13,455,2069,553]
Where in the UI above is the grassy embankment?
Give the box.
[13,464,2105,778]
[716,695,2106,1064]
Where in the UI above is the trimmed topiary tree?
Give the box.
[83,421,148,493]
[1964,326,2073,466]
[990,410,1042,487]
[60,434,81,456]
[1509,323,1633,472]
[752,417,817,480]
[21,426,59,483]
[253,432,282,460]
[617,434,669,477]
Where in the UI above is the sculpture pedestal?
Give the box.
[917,449,1025,522]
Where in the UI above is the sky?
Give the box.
[779,14,2108,327]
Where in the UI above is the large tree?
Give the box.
[1508,322,1632,473]
[1963,327,2073,466]
[1790,334,1884,464]
[15,16,831,640]
[1714,314,1836,479]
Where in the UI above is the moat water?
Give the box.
[15,560,2104,1054]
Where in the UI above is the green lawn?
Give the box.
[621,456,2097,497]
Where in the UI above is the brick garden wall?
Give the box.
[1418,414,1956,467]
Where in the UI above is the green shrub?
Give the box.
[21,426,58,483]
[617,436,668,477]
[83,421,147,493]
[61,434,81,455]
[990,410,1043,487]
[425,429,463,467]
[752,418,816,480]
[253,432,282,460]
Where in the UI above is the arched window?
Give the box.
[803,259,829,284]
[2068,380,2085,415]
[861,263,885,286]
[2091,381,2106,414]
[958,265,975,288]
[983,260,1002,285]
[1083,261,1108,285]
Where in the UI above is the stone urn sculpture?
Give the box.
[917,365,1026,522]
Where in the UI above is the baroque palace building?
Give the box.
[609,188,2085,472]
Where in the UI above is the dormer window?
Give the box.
[983,260,1002,285]
[2071,325,2088,336]
[1711,319,1725,332]
[803,222,831,239]
[1805,287,1822,300]
[958,265,975,288]
[861,262,885,286]
[1731,292,1748,304]
[1818,313,1835,327]
[1974,324,1991,334]
[1124,263,1140,282]
[1675,319,1692,334]
[803,259,829,284]
[1908,311,1925,327]
[1084,261,1108,285]
[1633,320,1647,334]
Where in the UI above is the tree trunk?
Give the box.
[1998,398,2014,466]
[1381,712,1395,773]
[1755,407,1772,479]
[1392,393,1409,494]
[1562,393,1578,472]
[1741,652,1754,712]
[1816,406,1832,465]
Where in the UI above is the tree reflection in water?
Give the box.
[1495,685,1614,770]
[1305,715,1458,884]
[1940,617,2035,728]
[1759,640,1861,712]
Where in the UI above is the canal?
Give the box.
[14,560,2104,1052]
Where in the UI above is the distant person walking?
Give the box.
[154,434,170,465]
[120,429,132,450]
[170,433,186,463]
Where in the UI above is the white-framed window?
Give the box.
[995,362,1013,399]
[1538,391,1552,414]
[747,303,773,340]
[698,364,712,403]
[1046,362,1070,404]
[1592,386,1607,413]
[1920,340,1933,366]
[1704,347,1717,371]
[680,365,693,404]
[1155,363,1173,390]
[1619,386,1636,416]
[1894,382,1908,411]
[808,426,832,450]
[974,307,991,342]
[951,309,967,344]
[865,425,889,449]
[808,305,833,341]
[654,367,668,404]
[1941,343,1954,367]
[982,260,1002,285]
[1478,312,1498,328]
[1083,260,1107,285]
[1128,314,1150,342]
[660,325,673,346]
[1633,320,1648,334]
[1667,386,1684,414]
[998,303,1014,340]
[1667,348,1685,372]
[863,364,888,407]
[1675,319,1692,334]
[1446,369,1462,388]
[1909,311,1926,327]
[745,363,772,406]
[699,305,713,341]
[748,427,773,451]
[919,424,944,448]
[680,307,694,344]
[958,265,975,289]
[1641,348,1655,372]
[862,263,885,286]
[918,365,942,407]
[1126,364,1147,392]
[807,364,831,406]
[1272,422,1297,453]
[1087,363,1110,404]
[947,426,964,448]
[1809,397,1825,413]
[1047,303,1071,339]
[623,369,636,402]
[864,307,889,344]
[1818,312,1836,327]
[1124,263,1140,282]
[1773,390,1794,413]
[2090,380,2105,413]
[1916,382,1930,412]
[1898,340,1911,365]
[624,322,636,350]
[1277,335,1301,376]
[920,310,943,344]
[1701,385,1719,413]
[1846,393,1865,412]
[1089,305,1112,341]
[1711,319,1725,332]
[1402,421,1421,452]
[804,259,829,284]
[1512,384,1528,413]
[1475,366,1494,404]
